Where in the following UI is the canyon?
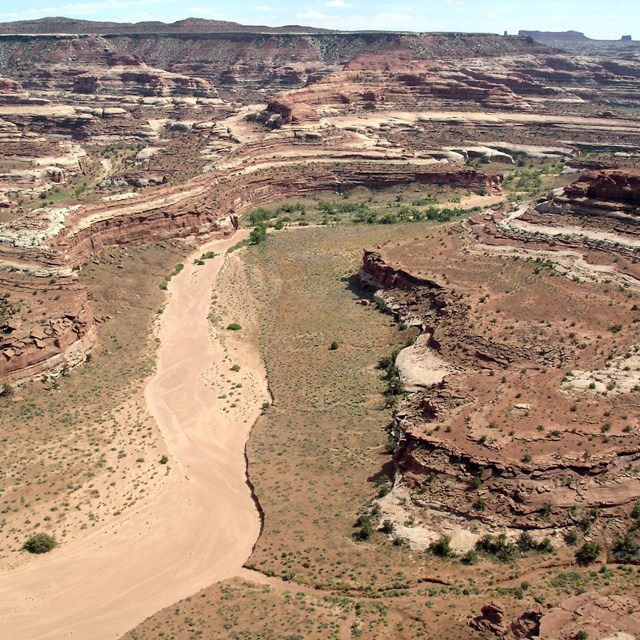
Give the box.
[0,17,640,640]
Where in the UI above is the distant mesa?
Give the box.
[520,30,633,43]
[519,29,638,53]
[0,15,332,35]
[519,29,590,41]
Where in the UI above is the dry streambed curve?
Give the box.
[0,231,268,640]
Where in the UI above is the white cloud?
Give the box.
[183,6,227,19]
[0,0,173,21]
[377,12,411,21]
[296,10,329,20]
[322,0,353,7]
[293,8,437,32]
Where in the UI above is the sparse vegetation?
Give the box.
[23,533,57,554]
[575,542,601,565]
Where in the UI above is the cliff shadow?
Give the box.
[340,272,376,302]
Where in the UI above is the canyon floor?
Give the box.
[1,18,640,640]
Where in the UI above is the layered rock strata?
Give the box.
[0,138,501,382]
[361,176,640,535]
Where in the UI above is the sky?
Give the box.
[0,0,637,40]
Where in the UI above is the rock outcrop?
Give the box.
[360,198,640,535]
[0,122,502,382]
[564,169,640,205]
[0,276,95,383]
[468,602,507,637]
[536,592,640,640]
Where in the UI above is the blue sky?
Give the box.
[0,0,637,39]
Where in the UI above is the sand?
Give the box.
[0,231,268,640]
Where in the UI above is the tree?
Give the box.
[249,224,267,245]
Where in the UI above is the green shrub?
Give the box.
[575,541,600,565]
[517,531,537,552]
[24,533,57,554]
[462,549,478,564]
[329,341,339,350]
[381,520,395,534]
[476,533,516,562]
[249,224,267,244]
[159,455,169,464]
[248,208,271,226]
[564,529,579,546]
[429,535,455,558]
[227,323,242,331]
[610,535,640,563]
[354,515,373,540]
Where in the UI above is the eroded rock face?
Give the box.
[0,23,638,393]
[564,169,640,205]
[0,276,95,383]
[360,191,640,536]
[536,592,640,640]
[0,77,22,92]
[468,602,507,637]
[0,109,502,383]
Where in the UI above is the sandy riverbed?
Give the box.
[0,231,269,640]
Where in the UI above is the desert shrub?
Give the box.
[476,533,516,562]
[248,208,272,226]
[227,323,242,331]
[24,533,57,554]
[377,350,400,371]
[564,529,579,546]
[329,341,339,350]
[462,549,478,564]
[354,515,373,540]
[249,224,267,244]
[381,520,395,534]
[610,535,640,563]
[472,497,486,511]
[429,534,455,558]
[575,541,600,565]
[384,435,397,454]
[517,531,537,552]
